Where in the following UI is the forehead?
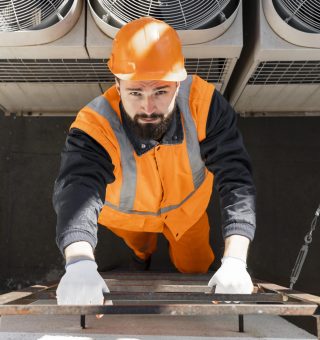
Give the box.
[120,79,176,90]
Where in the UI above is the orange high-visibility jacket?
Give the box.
[70,75,215,241]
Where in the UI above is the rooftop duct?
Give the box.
[229,0,320,115]
[0,0,102,115]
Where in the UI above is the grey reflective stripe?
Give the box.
[177,75,206,189]
[87,96,137,210]
[105,201,160,216]
[105,187,198,216]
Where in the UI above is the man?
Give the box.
[53,17,256,305]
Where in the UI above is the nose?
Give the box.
[142,96,156,115]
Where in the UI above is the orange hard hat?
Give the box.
[108,17,187,81]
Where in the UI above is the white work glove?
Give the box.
[208,256,253,294]
[56,259,109,305]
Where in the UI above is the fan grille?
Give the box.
[273,0,320,33]
[249,61,320,85]
[95,0,239,30]
[0,0,69,32]
[0,58,231,84]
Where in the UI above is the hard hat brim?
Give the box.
[113,69,188,82]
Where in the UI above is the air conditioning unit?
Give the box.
[229,0,320,116]
[0,0,102,115]
[87,0,244,93]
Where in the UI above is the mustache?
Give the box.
[134,113,164,121]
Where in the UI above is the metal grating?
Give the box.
[0,272,319,340]
[249,60,320,85]
[0,0,72,32]
[94,0,239,30]
[0,58,231,84]
[273,0,320,33]
[185,58,230,83]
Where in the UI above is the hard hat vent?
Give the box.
[272,0,320,33]
[93,0,239,30]
[0,0,74,32]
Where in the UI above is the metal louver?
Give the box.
[0,0,83,46]
[263,0,320,48]
[88,0,241,44]
[0,58,230,84]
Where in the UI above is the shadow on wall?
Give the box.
[239,117,320,296]
[0,114,319,302]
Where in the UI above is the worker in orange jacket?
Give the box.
[54,17,256,305]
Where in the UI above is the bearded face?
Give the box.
[116,78,180,141]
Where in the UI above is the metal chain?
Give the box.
[289,203,320,290]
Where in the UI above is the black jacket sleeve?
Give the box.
[200,90,256,241]
[53,128,115,254]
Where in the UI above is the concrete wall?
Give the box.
[0,114,319,299]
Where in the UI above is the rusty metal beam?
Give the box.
[101,273,212,281]
[2,292,288,304]
[0,302,317,316]
[103,292,287,302]
[106,283,212,293]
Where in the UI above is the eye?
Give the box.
[129,91,142,97]
[155,90,167,96]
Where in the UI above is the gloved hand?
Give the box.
[56,259,109,305]
[208,256,253,294]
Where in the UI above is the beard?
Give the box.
[122,105,176,141]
